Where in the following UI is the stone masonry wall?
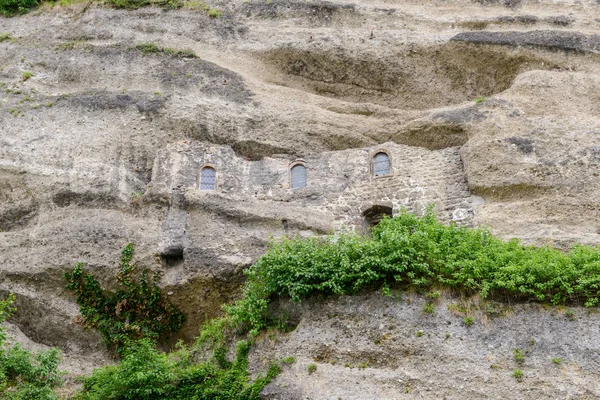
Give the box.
[151,141,475,236]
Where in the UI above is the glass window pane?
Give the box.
[291,164,307,189]
[200,167,216,190]
[373,153,390,177]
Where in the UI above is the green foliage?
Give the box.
[514,348,525,364]
[205,7,221,17]
[512,368,523,381]
[463,316,474,327]
[77,338,280,400]
[422,302,435,315]
[21,71,33,82]
[565,309,576,321]
[133,43,197,58]
[474,96,486,104]
[64,243,185,354]
[0,0,37,16]
[0,294,62,400]
[552,357,562,365]
[226,210,600,334]
[0,33,12,42]
[0,293,16,345]
[307,363,317,374]
[76,339,173,400]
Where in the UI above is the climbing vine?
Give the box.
[65,243,185,355]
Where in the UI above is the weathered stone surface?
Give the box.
[0,0,599,395]
[452,30,600,53]
[253,292,600,399]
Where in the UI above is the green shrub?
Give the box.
[552,357,562,365]
[77,338,280,400]
[77,339,173,400]
[307,363,317,374]
[463,316,474,327]
[0,0,37,16]
[0,294,62,399]
[65,243,185,354]
[225,209,600,334]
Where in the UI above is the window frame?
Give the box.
[370,150,393,179]
[289,160,308,189]
[197,164,218,191]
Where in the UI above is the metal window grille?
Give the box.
[373,153,391,177]
[200,167,216,190]
[291,164,307,189]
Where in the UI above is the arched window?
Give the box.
[290,164,307,189]
[372,152,391,177]
[199,166,216,190]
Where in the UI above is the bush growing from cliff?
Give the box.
[76,337,280,400]
[0,294,62,400]
[226,209,600,333]
[0,0,37,16]
[65,243,185,355]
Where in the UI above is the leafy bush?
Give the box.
[76,338,280,400]
[0,294,62,400]
[226,209,600,333]
[0,0,37,16]
[65,243,185,354]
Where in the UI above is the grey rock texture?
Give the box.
[254,292,600,399]
[0,0,599,395]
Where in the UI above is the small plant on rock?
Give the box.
[512,368,523,381]
[552,357,562,365]
[463,316,474,327]
[423,302,435,315]
[307,363,317,374]
[21,71,33,81]
[514,348,525,364]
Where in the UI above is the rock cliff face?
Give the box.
[1,0,600,396]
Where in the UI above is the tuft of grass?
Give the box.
[474,96,486,104]
[416,330,424,337]
[514,348,525,364]
[206,7,222,17]
[56,40,92,51]
[463,316,474,327]
[552,357,562,365]
[512,369,523,381]
[281,356,295,365]
[133,43,197,58]
[307,363,317,374]
[0,32,12,42]
[21,71,34,81]
[422,302,435,315]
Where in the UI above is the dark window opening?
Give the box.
[160,246,184,267]
[363,205,393,227]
